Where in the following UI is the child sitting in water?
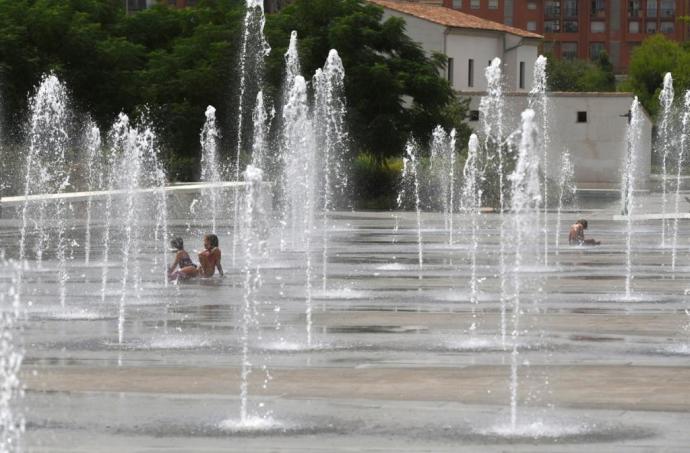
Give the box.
[198,233,223,278]
[568,219,601,246]
[168,237,198,281]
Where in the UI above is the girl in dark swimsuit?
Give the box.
[168,237,198,281]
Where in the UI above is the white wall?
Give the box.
[465,93,653,190]
[380,10,446,55]
[380,7,539,93]
[445,31,502,91]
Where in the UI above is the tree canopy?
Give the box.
[0,0,245,179]
[545,51,616,93]
[264,0,469,161]
[620,34,690,117]
[0,0,468,183]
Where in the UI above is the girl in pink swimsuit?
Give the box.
[198,234,223,278]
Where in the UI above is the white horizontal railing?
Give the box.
[0,181,248,206]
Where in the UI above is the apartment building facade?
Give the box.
[442,0,690,72]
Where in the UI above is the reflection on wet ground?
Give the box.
[2,208,690,451]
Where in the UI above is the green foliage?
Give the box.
[264,0,465,162]
[0,0,244,179]
[351,153,402,210]
[545,51,616,92]
[621,34,690,117]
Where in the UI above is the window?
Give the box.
[629,20,640,33]
[564,20,579,32]
[562,42,577,59]
[468,59,474,87]
[660,0,675,17]
[527,2,537,9]
[545,1,560,17]
[542,42,556,55]
[646,20,658,33]
[660,21,675,33]
[628,0,641,17]
[469,110,480,121]
[471,0,480,9]
[544,20,561,32]
[527,21,538,31]
[519,61,525,89]
[452,0,463,9]
[504,17,513,24]
[489,0,499,9]
[590,42,606,59]
[564,0,578,16]
[591,0,606,16]
[577,111,588,123]
[447,58,454,86]
[647,0,657,17]
[591,21,606,32]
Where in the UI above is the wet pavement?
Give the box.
[2,195,690,451]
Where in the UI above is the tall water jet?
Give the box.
[281,76,315,250]
[529,55,549,266]
[508,109,542,430]
[430,126,456,244]
[232,0,271,266]
[100,145,116,303]
[401,140,424,278]
[250,91,271,172]
[313,49,348,291]
[281,75,317,345]
[238,165,270,424]
[461,134,482,330]
[200,105,222,233]
[277,31,302,251]
[657,73,674,247]
[0,262,23,452]
[83,121,102,265]
[18,74,72,308]
[622,99,643,298]
[554,151,575,255]
[109,114,140,345]
[671,90,690,274]
[479,58,509,348]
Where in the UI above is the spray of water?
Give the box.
[528,55,549,267]
[313,49,348,291]
[83,121,102,265]
[480,58,509,348]
[239,165,270,422]
[232,0,271,267]
[200,105,222,233]
[430,126,456,245]
[402,140,424,278]
[672,90,690,275]
[554,151,575,255]
[0,261,24,452]
[462,134,482,330]
[658,73,674,248]
[18,74,72,308]
[623,99,643,298]
[508,109,542,430]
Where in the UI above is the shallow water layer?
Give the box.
[2,194,690,451]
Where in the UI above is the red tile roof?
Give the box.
[369,0,542,39]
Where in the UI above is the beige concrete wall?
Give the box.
[465,93,653,190]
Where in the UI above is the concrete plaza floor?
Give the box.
[2,195,690,451]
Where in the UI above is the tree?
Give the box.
[264,0,469,162]
[621,34,686,116]
[546,52,615,93]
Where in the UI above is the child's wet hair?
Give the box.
[170,237,184,250]
[577,219,588,228]
[205,233,219,248]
